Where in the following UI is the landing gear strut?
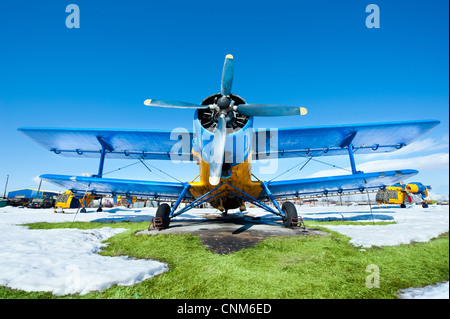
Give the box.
[150,182,305,230]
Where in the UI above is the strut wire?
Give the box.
[101,157,182,183]
[102,161,141,176]
[308,157,352,173]
[268,150,353,182]
[365,180,375,225]
[70,182,91,227]
[269,156,313,182]
[139,158,182,183]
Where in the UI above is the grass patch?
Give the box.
[3,220,448,299]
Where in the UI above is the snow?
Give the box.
[0,204,448,298]
[0,207,168,295]
[398,281,449,299]
[300,205,449,248]
[299,204,449,299]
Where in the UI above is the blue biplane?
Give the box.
[19,54,439,228]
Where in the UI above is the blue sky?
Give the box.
[0,0,448,197]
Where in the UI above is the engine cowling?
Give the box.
[405,183,428,194]
[198,93,249,132]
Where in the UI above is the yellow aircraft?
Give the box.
[54,190,96,213]
[376,182,432,208]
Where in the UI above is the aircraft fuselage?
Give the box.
[189,110,262,211]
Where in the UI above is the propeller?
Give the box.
[221,54,234,96]
[143,99,208,109]
[208,113,227,185]
[143,54,308,184]
[236,104,307,117]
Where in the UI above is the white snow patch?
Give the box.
[398,281,449,299]
[308,205,449,247]
[0,207,168,295]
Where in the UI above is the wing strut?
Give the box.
[348,144,359,175]
[339,131,359,175]
[94,136,114,178]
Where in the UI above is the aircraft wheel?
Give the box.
[400,203,406,208]
[156,203,171,229]
[422,202,429,208]
[282,201,298,227]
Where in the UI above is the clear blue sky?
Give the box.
[0,0,448,196]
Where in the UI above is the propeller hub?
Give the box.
[217,96,231,109]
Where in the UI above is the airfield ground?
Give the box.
[0,204,448,298]
[138,213,328,254]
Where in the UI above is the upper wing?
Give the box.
[18,127,194,161]
[259,169,418,200]
[253,120,440,159]
[40,174,194,201]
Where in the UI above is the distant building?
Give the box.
[7,189,59,199]
[302,199,319,206]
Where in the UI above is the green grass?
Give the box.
[2,220,448,299]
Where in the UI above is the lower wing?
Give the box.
[259,169,418,200]
[40,174,194,201]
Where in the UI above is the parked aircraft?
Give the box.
[19,55,439,229]
[376,182,432,208]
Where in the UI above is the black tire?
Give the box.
[156,203,171,229]
[422,202,429,208]
[282,201,298,227]
[400,203,406,208]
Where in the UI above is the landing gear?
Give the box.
[282,201,298,228]
[155,203,171,229]
[160,182,304,230]
[422,202,429,208]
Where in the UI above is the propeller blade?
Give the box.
[143,99,208,109]
[209,114,227,185]
[236,104,307,117]
[221,54,234,96]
